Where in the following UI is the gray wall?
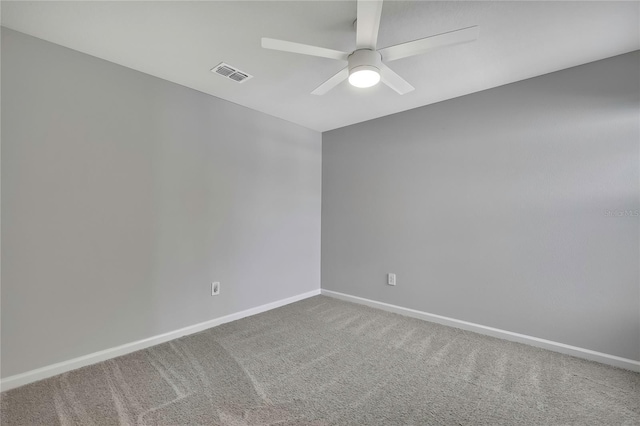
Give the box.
[322,52,640,361]
[1,28,321,378]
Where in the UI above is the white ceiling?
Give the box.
[2,1,639,132]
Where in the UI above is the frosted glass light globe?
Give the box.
[348,67,380,88]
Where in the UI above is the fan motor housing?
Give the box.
[348,49,382,74]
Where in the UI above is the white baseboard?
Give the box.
[1,289,321,392]
[321,289,640,373]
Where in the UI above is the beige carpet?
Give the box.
[2,295,639,425]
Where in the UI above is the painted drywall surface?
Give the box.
[1,28,321,378]
[322,52,640,361]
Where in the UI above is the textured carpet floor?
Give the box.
[2,295,639,425]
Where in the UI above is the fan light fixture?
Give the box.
[348,66,380,88]
[347,50,382,89]
[261,0,479,96]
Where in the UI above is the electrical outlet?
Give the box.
[387,273,396,286]
[211,282,220,295]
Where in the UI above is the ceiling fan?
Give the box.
[261,0,479,95]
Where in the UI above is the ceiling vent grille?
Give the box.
[211,62,253,83]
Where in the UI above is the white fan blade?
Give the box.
[379,26,479,62]
[379,63,414,95]
[311,67,349,95]
[356,0,384,50]
[262,38,349,61]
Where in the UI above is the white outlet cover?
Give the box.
[387,273,396,286]
[212,282,220,295]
